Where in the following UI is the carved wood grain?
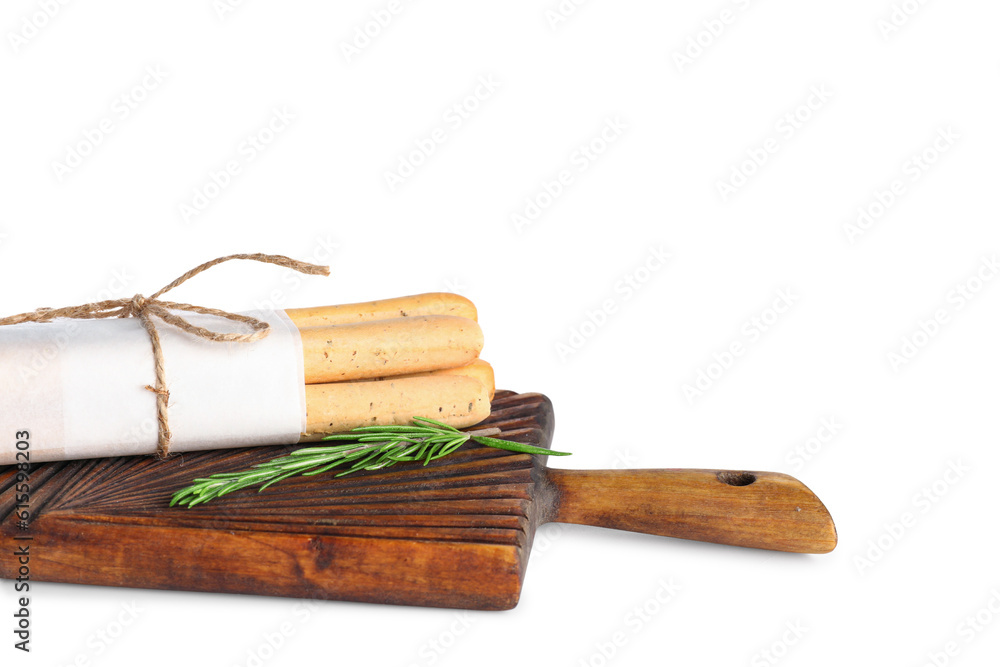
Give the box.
[0,390,835,610]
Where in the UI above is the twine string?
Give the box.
[0,253,330,459]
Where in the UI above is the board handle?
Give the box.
[543,468,836,554]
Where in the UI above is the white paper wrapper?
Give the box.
[0,309,306,464]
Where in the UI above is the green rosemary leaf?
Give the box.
[472,435,571,456]
[258,469,303,491]
[411,416,462,432]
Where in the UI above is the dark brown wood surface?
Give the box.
[0,391,836,610]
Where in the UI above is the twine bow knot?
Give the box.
[122,294,148,318]
[0,253,329,459]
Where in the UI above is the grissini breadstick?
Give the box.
[299,315,484,384]
[365,359,495,400]
[302,374,490,440]
[286,292,477,328]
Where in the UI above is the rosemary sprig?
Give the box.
[170,416,569,508]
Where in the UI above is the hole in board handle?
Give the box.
[716,471,757,486]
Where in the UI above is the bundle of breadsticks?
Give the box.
[289,292,495,441]
[0,252,499,465]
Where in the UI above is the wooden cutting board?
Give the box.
[0,391,836,610]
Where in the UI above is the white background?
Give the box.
[2,1,999,666]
